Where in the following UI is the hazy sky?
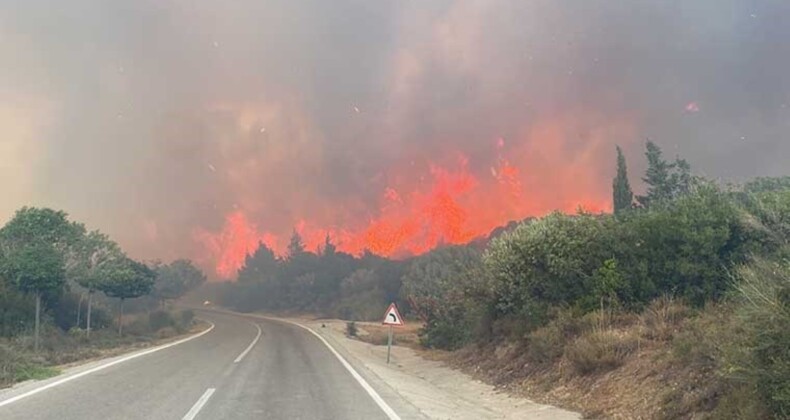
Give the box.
[2,1,789,277]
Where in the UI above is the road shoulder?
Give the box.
[294,318,580,420]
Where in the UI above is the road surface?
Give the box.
[0,310,420,419]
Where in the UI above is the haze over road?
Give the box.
[0,311,419,420]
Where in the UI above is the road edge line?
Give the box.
[233,322,262,363]
[264,317,402,420]
[0,321,215,408]
[181,387,216,420]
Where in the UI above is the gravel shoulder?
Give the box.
[296,318,580,420]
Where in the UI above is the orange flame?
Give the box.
[194,116,625,278]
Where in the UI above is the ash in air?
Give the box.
[1,0,788,278]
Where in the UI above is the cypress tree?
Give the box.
[613,146,634,213]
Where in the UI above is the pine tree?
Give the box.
[322,234,336,257]
[287,230,305,259]
[612,146,634,214]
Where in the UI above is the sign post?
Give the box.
[387,325,393,364]
[381,302,404,365]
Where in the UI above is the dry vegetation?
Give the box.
[0,309,201,389]
[347,321,423,350]
[444,296,776,419]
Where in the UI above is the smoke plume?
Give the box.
[1,1,788,278]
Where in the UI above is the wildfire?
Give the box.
[193,211,278,278]
[194,131,614,278]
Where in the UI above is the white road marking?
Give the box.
[0,322,215,408]
[234,322,262,363]
[181,388,216,420]
[268,317,402,420]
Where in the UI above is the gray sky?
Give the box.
[1,0,789,277]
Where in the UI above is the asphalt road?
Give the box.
[0,310,415,420]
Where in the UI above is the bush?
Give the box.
[148,310,176,332]
[179,310,195,330]
[156,327,178,339]
[346,321,357,337]
[731,258,790,417]
[615,185,746,306]
[525,323,565,365]
[566,330,637,375]
[0,342,27,386]
[485,213,613,320]
[418,309,475,350]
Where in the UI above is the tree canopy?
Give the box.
[99,258,155,300]
[153,259,207,303]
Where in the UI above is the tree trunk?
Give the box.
[86,290,93,339]
[34,292,41,352]
[76,293,84,328]
[117,298,124,336]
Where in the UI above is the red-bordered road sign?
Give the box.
[381,303,404,326]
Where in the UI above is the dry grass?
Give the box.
[352,322,422,349]
[565,329,639,375]
[442,298,746,419]
[639,295,691,341]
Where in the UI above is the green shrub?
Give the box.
[485,213,613,320]
[418,314,473,350]
[731,258,790,417]
[13,364,59,382]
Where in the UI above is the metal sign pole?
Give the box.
[386,325,393,364]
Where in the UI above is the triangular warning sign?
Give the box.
[382,303,404,326]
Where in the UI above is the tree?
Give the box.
[637,141,676,207]
[153,259,207,306]
[98,258,155,336]
[322,234,336,257]
[0,207,84,350]
[673,158,693,196]
[237,242,279,285]
[0,272,33,337]
[287,230,306,259]
[72,230,124,338]
[613,146,634,214]
[637,141,695,207]
[1,243,65,351]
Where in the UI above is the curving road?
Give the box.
[0,310,420,419]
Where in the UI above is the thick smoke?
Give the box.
[1,1,788,277]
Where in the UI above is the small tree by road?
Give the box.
[73,230,124,338]
[1,243,65,351]
[153,259,207,307]
[0,207,83,351]
[98,258,155,336]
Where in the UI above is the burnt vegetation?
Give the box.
[217,140,790,418]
